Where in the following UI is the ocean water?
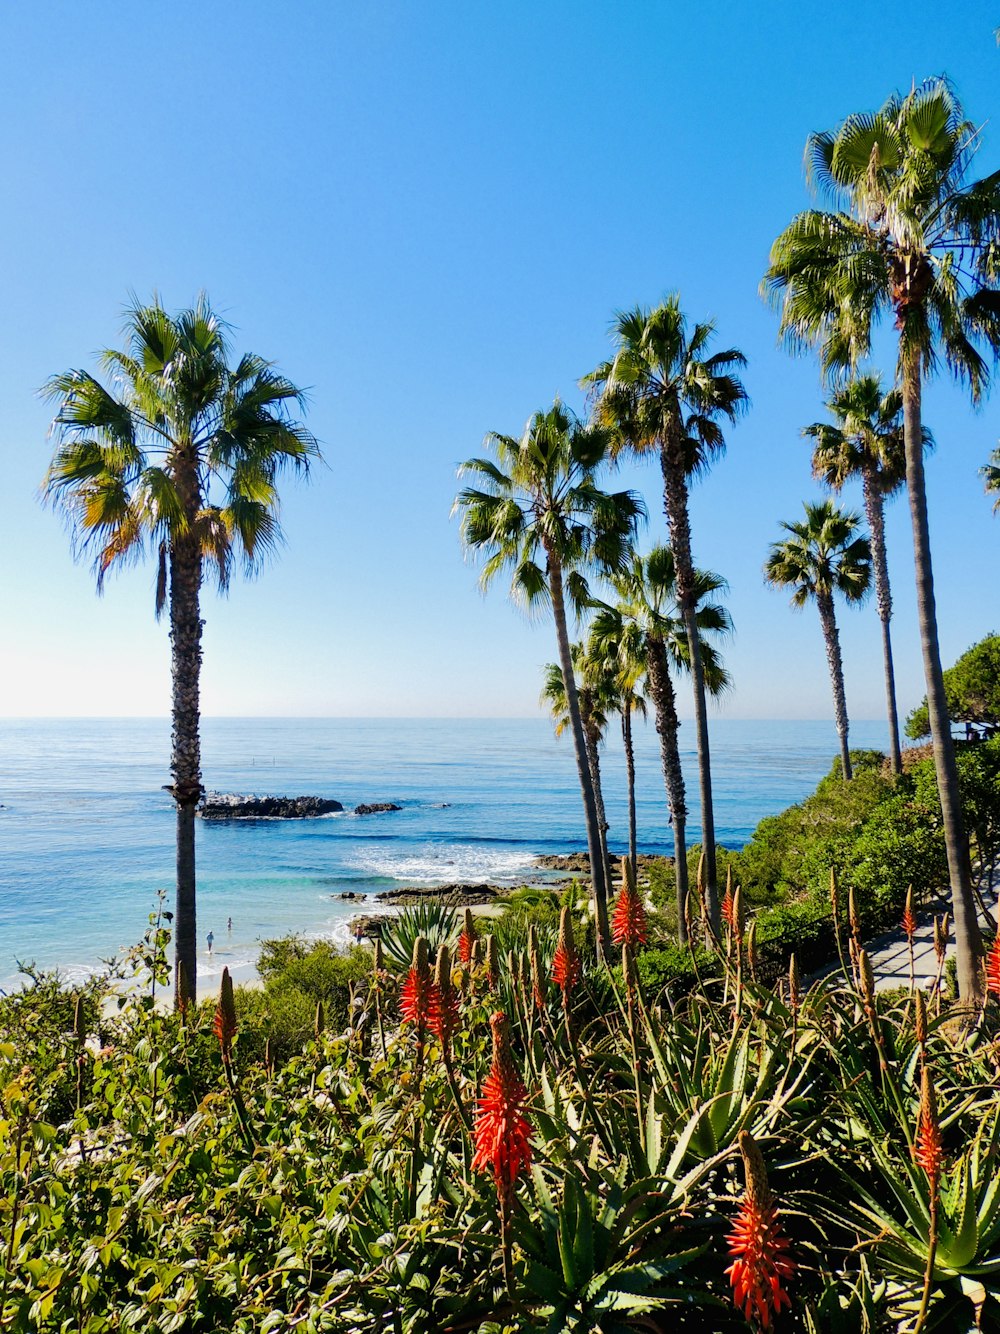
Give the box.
[0,716,890,992]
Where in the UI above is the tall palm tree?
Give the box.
[764,80,1000,1004]
[584,298,747,935]
[765,502,871,781]
[454,401,644,953]
[541,645,616,876]
[590,547,731,943]
[43,295,319,1008]
[804,375,930,775]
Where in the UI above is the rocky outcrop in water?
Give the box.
[199,793,344,820]
[374,882,506,907]
[533,853,661,875]
[354,802,402,816]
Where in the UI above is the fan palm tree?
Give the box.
[590,547,732,943]
[583,299,747,936]
[454,401,644,953]
[764,78,1000,1003]
[43,295,319,1008]
[765,502,871,781]
[804,375,930,775]
[541,646,617,876]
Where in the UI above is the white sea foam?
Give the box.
[348,843,536,885]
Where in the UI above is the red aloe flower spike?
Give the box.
[611,859,649,948]
[213,967,237,1059]
[726,1130,795,1330]
[471,1010,532,1197]
[551,906,580,995]
[458,908,478,966]
[722,862,735,930]
[986,933,1000,998]
[915,1066,944,1180]
[902,886,917,938]
[430,944,459,1049]
[400,936,432,1032]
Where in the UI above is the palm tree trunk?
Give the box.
[816,589,852,781]
[169,531,204,1010]
[901,351,981,1006]
[659,441,719,935]
[585,725,611,875]
[547,553,611,954]
[862,469,902,774]
[647,635,689,945]
[622,706,637,877]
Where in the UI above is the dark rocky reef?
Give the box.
[374,882,506,907]
[354,802,402,816]
[533,852,661,875]
[199,793,344,820]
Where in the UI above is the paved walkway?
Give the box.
[833,872,997,992]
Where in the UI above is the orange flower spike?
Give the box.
[458,908,478,966]
[430,943,459,1049]
[915,1067,944,1181]
[400,936,432,1032]
[611,859,649,948]
[986,933,1000,999]
[551,906,580,995]
[726,1130,795,1329]
[471,1011,532,1197]
[213,967,237,1059]
[721,863,735,930]
[902,887,917,939]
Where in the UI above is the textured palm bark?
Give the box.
[659,438,719,935]
[584,726,611,877]
[622,708,637,877]
[647,635,689,944]
[816,589,852,782]
[862,468,902,774]
[901,351,981,1005]
[546,551,611,953]
[169,451,204,1010]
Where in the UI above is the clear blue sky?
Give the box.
[1,1,997,720]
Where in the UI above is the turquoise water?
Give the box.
[0,716,889,991]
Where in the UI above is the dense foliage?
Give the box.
[5,883,1000,1332]
[906,635,1000,740]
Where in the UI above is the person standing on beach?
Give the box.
[207,931,214,956]
[227,917,232,933]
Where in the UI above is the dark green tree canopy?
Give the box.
[906,633,1000,738]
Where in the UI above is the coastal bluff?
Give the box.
[199,793,344,819]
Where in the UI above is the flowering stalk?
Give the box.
[914,1067,943,1334]
[400,936,432,1077]
[433,944,470,1134]
[622,943,645,1149]
[213,968,254,1150]
[932,914,950,1015]
[903,887,917,995]
[552,906,580,1001]
[472,1011,532,1294]
[485,934,499,991]
[372,937,388,1060]
[611,856,648,949]
[858,948,889,1078]
[458,908,478,969]
[788,954,800,1053]
[746,920,759,985]
[848,885,862,990]
[829,866,850,985]
[726,1130,794,1329]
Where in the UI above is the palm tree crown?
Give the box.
[765,501,871,609]
[44,295,318,602]
[765,79,1000,382]
[804,376,907,495]
[455,401,644,615]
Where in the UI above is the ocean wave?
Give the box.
[348,842,540,885]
